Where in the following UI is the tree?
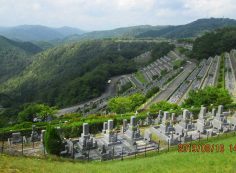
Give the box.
[108,93,146,114]
[145,87,159,99]
[18,103,57,122]
[191,27,236,60]
[182,87,233,108]
[44,125,63,155]
[149,101,181,114]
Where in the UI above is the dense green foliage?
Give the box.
[149,101,181,114]
[44,125,63,155]
[64,25,165,41]
[151,42,175,60]
[108,93,146,114]
[172,59,186,69]
[0,36,41,84]
[138,18,236,38]
[145,87,159,99]
[0,41,156,107]
[0,111,148,139]
[18,103,57,122]
[191,27,236,59]
[0,36,43,126]
[182,87,233,108]
[176,47,191,57]
[118,82,132,94]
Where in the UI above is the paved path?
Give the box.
[57,75,124,116]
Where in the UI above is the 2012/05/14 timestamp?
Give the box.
[178,144,236,153]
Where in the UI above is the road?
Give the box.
[57,75,124,116]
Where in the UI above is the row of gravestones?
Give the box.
[150,105,235,145]
[60,116,154,160]
[7,125,45,146]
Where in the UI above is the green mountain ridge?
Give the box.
[137,18,236,38]
[0,40,160,107]
[63,25,167,42]
[0,25,86,41]
[0,36,42,84]
[0,18,235,42]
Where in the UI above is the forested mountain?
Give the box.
[0,25,85,41]
[0,18,235,42]
[191,27,236,59]
[63,25,166,42]
[0,41,173,108]
[0,36,41,83]
[137,18,236,38]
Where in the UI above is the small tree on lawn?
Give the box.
[44,125,63,155]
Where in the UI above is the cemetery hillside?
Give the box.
[1,16,236,173]
[1,134,236,173]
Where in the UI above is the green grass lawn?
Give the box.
[135,71,147,84]
[1,135,236,173]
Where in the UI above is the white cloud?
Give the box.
[182,0,236,18]
[0,0,235,30]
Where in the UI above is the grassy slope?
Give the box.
[135,71,147,84]
[1,135,236,173]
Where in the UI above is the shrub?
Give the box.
[44,125,63,155]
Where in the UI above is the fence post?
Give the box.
[87,146,90,162]
[198,131,200,142]
[121,147,123,161]
[72,142,74,159]
[43,139,46,156]
[145,143,147,157]
[168,139,169,152]
[158,140,160,153]
[22,136,24,155]
[112,145,114,160]
[1,132,4,153]
[32,136,35,149]
[207,133,208,141]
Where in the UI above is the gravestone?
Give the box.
[196,106,211,133]
[175,109,193,135]
[144,130,152,142]
[122,119,128,133]
[78,123,97,150]
[125,116,142,141]
[103,120,120,146]
[212,105,229,132]
[30,125,40,142]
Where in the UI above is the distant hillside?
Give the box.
[0,36,41,84]
[191,27,236,59]
[138,18,236,38]
[55,26,85,36]
[0,25,86,41]
[1,18,235,42]
[0,41,164,107]
[64,25,166,42]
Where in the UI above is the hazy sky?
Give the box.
[0,0,236,30]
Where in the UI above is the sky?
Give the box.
[0,0,236,31]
